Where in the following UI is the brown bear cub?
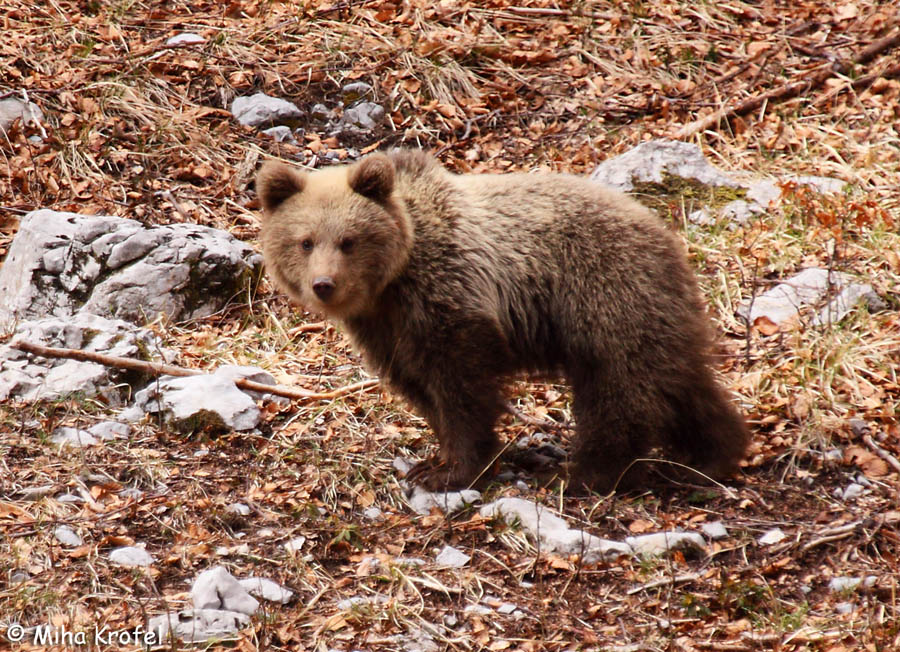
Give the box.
[256,150,749,493]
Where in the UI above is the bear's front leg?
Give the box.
[403,370,506,492]
[405,395,503,490]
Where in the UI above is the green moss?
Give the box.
[630,173,746,224]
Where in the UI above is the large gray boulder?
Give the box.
[0,313,168,404]
[0,210,262,330]
[590,139,740,192]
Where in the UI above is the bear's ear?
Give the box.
[256,162,305,214]
[348,154,395,202]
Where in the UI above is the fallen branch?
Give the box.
[674,27,900,139]
[800,520,862,553]
[11,340,379,403]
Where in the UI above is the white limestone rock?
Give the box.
[828,576,876,593]
[50,427,99,448]
[88,421,131,440]
[758,528,787,546]
[626,531,706,557]
[0,209,262,329]
[54,525,83,547]
[123,369,263,432]
[737,267,878,329]
[407,487,481,515]
[230,92,303,128]
[341,101,385,131]
[700,521,729,540]
[590,139,740,192]
[435,545,470,568]
[238,577,294,605]
[166,32,206,46]
[0,313,167,404]
[0,96,44,134]
[480,497,632,562]
[192,566,259,615]
[148,608,250,644]
[109,546,155,567]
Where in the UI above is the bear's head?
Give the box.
[256,154,414,320]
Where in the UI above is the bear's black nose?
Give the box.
[312,276,335,301]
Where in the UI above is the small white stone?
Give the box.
[835,601,855,614]
[363,506,383,520]
[50,427,99,447]
[828,576,876,593]
[626,532,706,557]
[226,502,251,516]
[284,536,306,553]
[392,457,414,474]
[238,577,294,605]
[700,521,729,540]
[824,448,843,462]
[88,420,130,440]
[407,487,481,515]
[148,608,250,644]
[435,545,470,568]
[841,483,865,500]
[261,126,296,143]
[167,33,206,46]
[758,528,786,545]
[109,546,155,567]
[54,525,83,547]
[496,603,517,615]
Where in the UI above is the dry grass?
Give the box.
[2,0,900,650]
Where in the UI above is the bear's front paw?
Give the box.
[405,457,482,492]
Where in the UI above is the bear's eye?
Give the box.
[339,237,355,254]
[300,239,313,252]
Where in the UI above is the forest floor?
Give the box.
[2,1,900,651]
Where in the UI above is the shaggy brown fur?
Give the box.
[256,150,750,493]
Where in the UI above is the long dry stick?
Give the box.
[674,27,900,139]
[11,340,379,402]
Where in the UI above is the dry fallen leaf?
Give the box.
[844,446,889,477]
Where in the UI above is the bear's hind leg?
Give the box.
[566,368,662,494]
[664,368,749,483]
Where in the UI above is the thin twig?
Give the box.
[626,573,700,595]
[506,6,616,20]
[11,340,379,402]
[801,520,862,552]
